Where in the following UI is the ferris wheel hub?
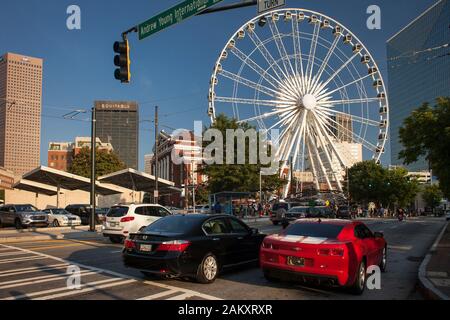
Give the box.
[301,94,317,110]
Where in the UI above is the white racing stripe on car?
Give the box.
[2,278,124,300]
[301,237,328,244]
[0,244,222,300]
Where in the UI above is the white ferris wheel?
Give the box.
[208,8,389,196]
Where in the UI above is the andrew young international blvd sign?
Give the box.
[138,0,224,40]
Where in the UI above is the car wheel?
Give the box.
[109,236,123,244]
[379,247,387,272]
[196,253,219,284]
[350,260,366,295]
[52,220,60,227]
[14,219,23,230]
[272,221,279,226]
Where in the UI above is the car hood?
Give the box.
[18,211,47,215]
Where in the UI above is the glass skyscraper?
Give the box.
[94,101,139,170]
[387,0,450,171]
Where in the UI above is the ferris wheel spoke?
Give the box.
[310,35,340,94]
[247,30,289,82]
[316,53,359,93]
[305,22,321,85]
[306,135,321,190]
[230,47,285,91]
[292,16,305,79]
[318,97,380,107]
[215,96,295,107]
[291,112,308,172]
[220,69,292,100]
[316,73,373,101]
[236,107,297,124]
[316,106,380,127]
[306,124,332,190]
[268,19,296,77]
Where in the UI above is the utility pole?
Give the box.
[346,166,350,210]
[90,107,97,232]
[192,160,196,214]
[154,106,159,204]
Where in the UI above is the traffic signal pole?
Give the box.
[90,107,97,232]
[154,106,159,204]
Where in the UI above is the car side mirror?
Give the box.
[374,232,384,238]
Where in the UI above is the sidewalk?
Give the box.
[418,221,450,300]
[0,225,103,243]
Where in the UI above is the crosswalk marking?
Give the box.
[0,256,47,265]
[0,263,68,275]
[2,278,124,300]
[0,270,98,290]
[0,251,29,258]
[0,269,93,286]
[167,293,194,300]
[137,289,179,300]
[35,279,137,300]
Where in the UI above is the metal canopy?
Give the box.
[22,166,124,196]
[98,168,181,194]
[13,179,58,196]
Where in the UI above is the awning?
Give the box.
[13,179,58,196]
[22,166,125,196]
[98,168,181,195]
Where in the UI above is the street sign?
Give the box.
[154,190,159,198]
[138,0,224,40]
[257,0,286,14]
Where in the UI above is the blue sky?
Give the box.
[0,0,437,170]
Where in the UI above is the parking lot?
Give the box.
[0,217,445,300]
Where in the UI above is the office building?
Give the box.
[0,53,42,175]
[387,0,450,171]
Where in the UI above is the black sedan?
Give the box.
[122,214,266,283]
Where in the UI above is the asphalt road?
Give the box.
[0,217,445,300]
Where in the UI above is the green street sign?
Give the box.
[138,0,224,40]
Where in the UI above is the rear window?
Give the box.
[144,215,199,234]
[284,223,344,239]
[107,206,129,217]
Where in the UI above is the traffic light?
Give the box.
[113,40,130,83]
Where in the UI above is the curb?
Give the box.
[418,221,449,300]
[0,230,105,244]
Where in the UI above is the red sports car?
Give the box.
[260,219,387,294]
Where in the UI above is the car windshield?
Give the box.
[52,209,70,215]
[283,223,344,239]
[143,215,200,235]
[15,205,38,212]
[107,206,128,217]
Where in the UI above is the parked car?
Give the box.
[123,214,266,283]
[270,202,303,225]
[65,204,100,225]
[194,205,211,214]
[96,207,109,223]
[42,208,82,227]
[336,205,352,219]
[103,204,172,243]
[0,204,48,229]
[260,219,387,295]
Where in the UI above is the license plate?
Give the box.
[109,222,118,227]
[287,256,305,267]
[139,244,152,252]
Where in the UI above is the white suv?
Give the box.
[102,204,172,243]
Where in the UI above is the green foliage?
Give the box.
[199,114,286,194]
[68,147,126,179]
[422,184,443,209]
[399,97,450,197]
[347,160,419,208]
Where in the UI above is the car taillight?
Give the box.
[317,248,344,256]
[120,216,135,223]
[318,248,330,256]
[156,240,191,252]
[124,239,136,249]
[331,248,344,256]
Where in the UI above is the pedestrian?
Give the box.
[258,203,263,217]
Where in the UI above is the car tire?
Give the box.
[196,253,219,284]
[52,220,60,227]
[109,236,123,244]
[14,219,23,230]
[379,247,387,272]
[350,260,366,295]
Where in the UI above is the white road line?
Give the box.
[0,265,69,278]
[0,251,29,258]
[166,293,194,300]
[388,245,413,251]
[0,270,98,290]
[35,279,136,300]
[0,243,221,300]
[137,289,179,300]
[0,269,94,286]
[2,278,124,300]
[0,256,47,265]
[0,263,68,275]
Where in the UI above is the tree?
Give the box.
[385,167,419,209]
[69,147,126,179]
[399,97,450,197]
[422,184,443,213]
[199,114,286,195]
